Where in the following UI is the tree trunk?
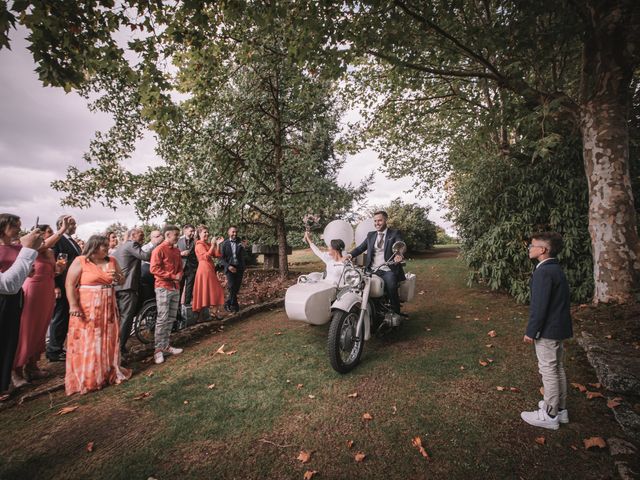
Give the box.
[579,0,640,303]
[275,215,289,278]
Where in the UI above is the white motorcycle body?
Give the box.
[330,291,372,341]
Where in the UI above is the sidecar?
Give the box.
[285,274,336,325]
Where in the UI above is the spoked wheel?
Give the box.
[134,301,157,344]
[327,308,364,374]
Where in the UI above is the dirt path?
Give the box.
[0,255,633,480]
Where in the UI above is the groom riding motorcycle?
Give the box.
[345,210,405,323]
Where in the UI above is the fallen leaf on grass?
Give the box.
[362,413,373,421]
[455,315,461,319]
[535,436,545,445]
[604,335,612,339]
[225,350,237,356]
[86,441,94,452]
[215,344,227,354]
[571,383,587,393]
[496,386,506,391]
[479,359,489,367]
[588,382,602,389]
[308,395,316,399]
[133,392,152,400]
[297,450,312,463]
[354,452,366,462]
[583,437,607,449]
[347,392,358,398]
[411,437,431,460]
[509,387,521,393]
[485,344,493,348]
[274,332,283,336]
[607,397,623,409]
[207,384,216,389]
[459,366,465,371]
[346,440,354,449]
[145,372,154,378]
[296,384,304,390]
[303,470,318,479]
[392,405,397,415]
[183,400,189,405]
[570,445,578,451]
[418,290,425,295]
[586,391,604,400]
[487,330,497,338]
[56,405,79,415]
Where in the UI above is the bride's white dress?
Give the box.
[309,242,345,287]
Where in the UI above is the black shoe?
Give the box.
[46,352,66,362]
[224,305,231,312]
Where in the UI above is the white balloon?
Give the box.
[323,220,354,249]
[355,218,376,246]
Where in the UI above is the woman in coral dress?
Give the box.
[192,225,225,321]
[65,235,131,395]
[12,219,72,386]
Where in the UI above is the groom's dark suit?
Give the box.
[47,235,81,360]
[350,229,405,313]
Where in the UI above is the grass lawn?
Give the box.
[0,255,624,479]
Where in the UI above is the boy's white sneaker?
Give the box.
[538,400,569,424]
[164,346,183,356]
[521,407,560,430]
[154,351,164,364]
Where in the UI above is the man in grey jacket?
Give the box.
[112,228,162,354]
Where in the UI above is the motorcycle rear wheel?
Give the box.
[327,308,364,374]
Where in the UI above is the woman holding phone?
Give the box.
[12,218,72,386]
[64,235,131,395]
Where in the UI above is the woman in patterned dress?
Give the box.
[64,235,131,395]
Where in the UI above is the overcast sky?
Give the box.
[0,31,452,240]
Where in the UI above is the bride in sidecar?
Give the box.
[302,231,346,287]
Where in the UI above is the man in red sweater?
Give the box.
[150,225,184,364]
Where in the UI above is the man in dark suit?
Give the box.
[46,215,81,362]
[347,211,405,315]
[521,232,572,431]
[112,227,161,355]
[177,224,197,307]
[220,226,245,313]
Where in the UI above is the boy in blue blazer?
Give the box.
[521,232,573,430]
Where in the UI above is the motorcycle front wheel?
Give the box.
[327,308,364,374]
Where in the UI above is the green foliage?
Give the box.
[447,129,594,303]
[435,227,457,245]
[371,198,437,252]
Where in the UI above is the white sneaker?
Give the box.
[538,400,569,424]
[164,346,183,356]
[154,351,164,364]
[520,407,560,430]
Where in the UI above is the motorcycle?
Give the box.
[285,241,416,373]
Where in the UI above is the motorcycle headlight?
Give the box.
[343,268,362,288]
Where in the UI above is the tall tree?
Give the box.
[295,0,640,303]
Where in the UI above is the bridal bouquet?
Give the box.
[302,213,321,232]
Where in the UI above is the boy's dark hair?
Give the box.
[373,210,388,219]
[330,239,346,252]
[182,223,195,230]
[162,225,180,236]
[531,232,563,257]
